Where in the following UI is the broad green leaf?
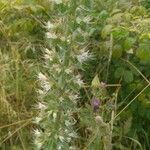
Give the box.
[114,67,124,78]
[110,13,123,23]
[136,39,150,62]
[111,9,121,16]
[138,93,145,101]
[112,44,122,59]
[99,10,109,20]
[140,33,150,40]
[101,24,113,39]
[123,37,136,51]
[124,13,132,22]
[91,74,100,88]
[123,70,134,83]
[112,27,129,40]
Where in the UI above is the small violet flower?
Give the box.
[91,97,101,112]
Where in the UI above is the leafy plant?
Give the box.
[0,0,150,150]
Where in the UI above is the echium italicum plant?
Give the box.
[33,0,93,149]
[33,0,122,149]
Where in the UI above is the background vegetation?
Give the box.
[0,0,150,149]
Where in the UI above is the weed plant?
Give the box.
[0,0,150,150]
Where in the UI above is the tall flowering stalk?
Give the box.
[34,1,93,149]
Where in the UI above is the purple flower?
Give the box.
[91,98,101,112]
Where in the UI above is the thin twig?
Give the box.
[112,59,150,120]
[122,59,150,84]
[113,83,150,120]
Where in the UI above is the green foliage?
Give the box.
[137,38,150,62]
[78,0,150,149]
[0,0,150,150]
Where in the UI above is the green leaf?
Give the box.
[91,74,100,88]
[112,27,129,40]
[123,37,136,51]
[101,24,113,39]
[123,70,134,83]
[124,13,132,22]
[111,9,121,15]
[112,44,123,59]
[114,67,124,78]
[99,10,109,20]
[138,93,145,101]
[136,39,150,62]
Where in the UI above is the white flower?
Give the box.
[52,64,61,73]
[42,82,51,92]
[47,110,53,117]
[126,48,134,54]
[75,75,84,87]
[33,129,41,137]
[77,50,92,64]
[36,102,47,110]
[65,68,72,74]
[76,17,82,24]
[44,48,55,61]
[53,112,57,121]
[65,118,77,126]
[46,21,54,30]
[46,32,57,39]
[76,79,84,87]
[64,129,69,134]
[65,120,71,127]
[37,72,51,92]
[38,72,47,81]
[44,54,52,60]
[83,16,92,23]
[67,137,71,142]
[34,117,42,124]
[76,16,92,24]
[37,89,44,95]
[59,97,64,102]
[57,145,62,150]
[69,146,77,150]
[68,93,79,101]
[68,132,78,138]
[59,136,65,142]
[34,139,42,149]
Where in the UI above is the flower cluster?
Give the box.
[77,50,93,64]
[34,1,94,149]
[38,73,51,93]
[91,97,101,112]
